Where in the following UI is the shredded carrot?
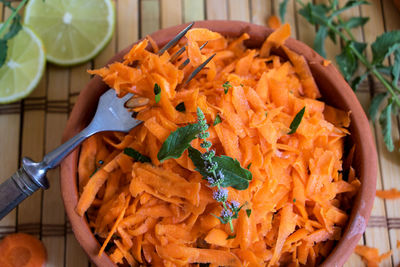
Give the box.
[354,245,392,267]
[267,15,281,30]
[78,24,358,266]
[323,60,331,67]
[376,188,400,199]
[0,233,47,267]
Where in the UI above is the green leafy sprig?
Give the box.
[0,0,28,67]
[157,108,252,233]
[280,0,400,151]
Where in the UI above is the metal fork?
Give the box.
[0,22,216,220]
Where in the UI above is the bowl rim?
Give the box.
[60,20,377,267]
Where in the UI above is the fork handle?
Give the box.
[0,158,49,220]
[0,126,93,221]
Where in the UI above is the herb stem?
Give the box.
[0,0,28,36]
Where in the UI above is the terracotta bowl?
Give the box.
[60,20,377,267]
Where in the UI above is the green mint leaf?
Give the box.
[328,28,337,44]
[213,114,222,126]
[4,16,22,40]
[330,0,369,18]
[226,234,236,240]
[188,147,252,190]
[175,102,186,112]
[392,48,400,87]
[154,83,161,103]
[0,39,8,68]
[223,81,232,94]
[158,124,201,162]
[375,65,393,75]
[371,31,400,65]
[351,72,368,91]
[279,0,290,22]
[246,163,252,169]
[288,107,305,134]
[336,43,358,81]
[211,213,227,224]
[314,26,328,58]
[246,209,252,217]
[369,92,387,121]
[293,198,296,203]
[379,101,394,152]
[124,148,151,163]
[298,3,330,25]
[351,41,367,54]
[340,17,369,29]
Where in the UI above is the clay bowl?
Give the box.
[60,20,377,267]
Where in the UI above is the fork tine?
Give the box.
[157,22,194,55]
[169,45,187,62]
[178,41,208,69]
[183,53,216,85]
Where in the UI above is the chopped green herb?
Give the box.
[265,111,268,118]
[293,198,296,203]
[246,163,252,169]
[157,124,202,162]
[223,81,232,94]
[226,234,236,240]
[240,83,244,87]
[175,102,186,112]
[246,209,252,217]
[213,114,222,126]
[124,147,151,163]
[154,83,161,103]
[288,107,305,134]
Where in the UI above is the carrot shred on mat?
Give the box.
[78,25,359,266]
[376,188,400,199]
[354,245,392,267]
[267,15,281,30]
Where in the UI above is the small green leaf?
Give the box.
[158,124,201,162]
[351,72,368,91]
[340,17,369,29]
[336,43,357,81]
[124,148,151,163]
[246,163,252,169]
[327,28,337,43]
[223,81,232,94]
[293,198,296,203]
[175,102,186,112]
[371,31,400,65]
[211,213,227,224]
[188,147,252,190]
[330,0,369,18]
[379,102,394,152]
[0,40,8,67]
[369,92,387,121]
[213,114,222,126]
[154,83,161,103]
[314,26,328,58]
[288,107,305,134]
[392,48,400,87]
[279,0,290,22]
[246,209,252,217]
[4,16,22,40]
[226,234,236,240]
[299,3,330,25]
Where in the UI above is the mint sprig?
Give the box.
[280,0,400,152]
[157,107,252,233]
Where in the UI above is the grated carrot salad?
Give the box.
[77,24,360,266]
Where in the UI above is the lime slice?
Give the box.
[0,25,45,104]
[24,0,115,66]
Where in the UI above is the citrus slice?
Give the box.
[24,0,115,66]
[0,24,45,104]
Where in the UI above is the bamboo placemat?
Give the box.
[0,0,399,266]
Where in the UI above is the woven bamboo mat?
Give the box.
[0,0,399,266]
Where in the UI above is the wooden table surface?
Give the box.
[1,0,400,266]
